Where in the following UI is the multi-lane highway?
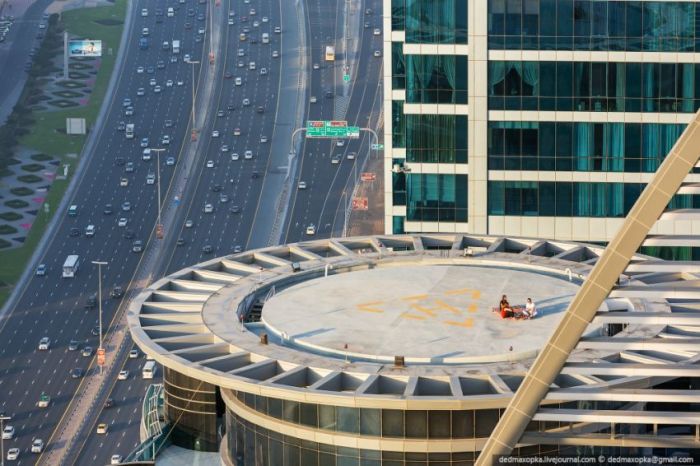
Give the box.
[0,0,204,462]
[0,0,382,463]
[283,0,383,242]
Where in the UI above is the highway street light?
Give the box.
[0,414,11,466]
[148,148,166,238]
[185,59,200,141]
[91,261,108,374]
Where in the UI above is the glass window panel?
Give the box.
[382,409,405,437]
[360,409,380,436]
[428,411,451,438]
[300,403,318,428]
[405,410,427,438]
[337,407,359,434]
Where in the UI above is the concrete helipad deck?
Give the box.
[262,264,580,363]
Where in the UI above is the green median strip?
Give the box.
[0,0,126,306]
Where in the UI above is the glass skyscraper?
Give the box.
[384,0,700,241]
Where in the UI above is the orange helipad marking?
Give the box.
[356,301,385,313]
[444,318,474,328]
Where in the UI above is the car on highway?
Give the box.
[124,106,134,116]
[118,370,129,380]
[2,425,14,439]
[244,150,253,159]
[234,245,243,253]
[220,144,229,152]
[86,294,97,308]
[111,455,123,465]
[96,423,108,434]
[374,27,381,35]
[217,109,225,117]
[70,368,83,379]
[260,68,267,75]
[233,127,241,135]
[212,130,220,137]
[364,21,370,28]
[185,219,194,228]
[235,77,242,86]
[91,326,100,336]
[166,79,174,87]
[204,203,214,213]
[141,8,148,16]
[110,286,124,299]
[137,87,145,96]
[347,152,356,160]
[165,119,173,128]
[37,393,50,408]
[298,181,307,189]
[38,337,50,350]
[82,346,93,357]
[251,171,260,179]
[231,152,240,161]
[325,90,334,98]
[237,59,245,67]
[31,439,44,453]
[125,162,135,173]
[274,26,281,33]
[162,135,170,145]
[313,63,319,70]
[211,184,222,192]
[224,70,233,79]
[331,154,342,164]
[136,66,144,73]
[262,16,269,22]
[228,18,234,26]
[122,98,131,107]
[154,85,162,93]
[219,194,229,203]
[166,156,175,166]
[242,98,250,106]
[256,106,264,114]
[156,60,165,69]
[374,50,382,57]
[120,177,128,187]
[140,137,149,148]
[129,349,139,359]
[85,224,96,237]
[202,245,213,254]
[336,140,345,147]
[104,204,114,215]
[272,50,279,58]
[121,201,131,211]
[230,205,241,214]
[35,264,47,276]
[306,224,316,235]
[146,173,156,185]
[249,61,256,70]
[104,398,114,409]
[310,96,317,104]
[68,340,80,351]
[149,78,156,86]
[177,238,186,246]
[117,121,126,131]
[124,230,135,239]
[142,27,149,36]
[6,448,19,461]
[228,104,236,111]
[132,240,143,253]
[260,135,268,143]
[206,160,215,168]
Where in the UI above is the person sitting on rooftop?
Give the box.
[524,298,537,319]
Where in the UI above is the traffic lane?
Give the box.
[74,349,153,466]
[284,5,381,241]
[0,0,198,455]
[166,7,281,271]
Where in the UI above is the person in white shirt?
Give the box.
[524,298,537,319]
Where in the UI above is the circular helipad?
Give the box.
[261,264,580,363]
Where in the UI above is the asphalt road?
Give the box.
[0,0,204,463]
[0,0,53,124]
[74,0,286,463]
[283,0,383,243]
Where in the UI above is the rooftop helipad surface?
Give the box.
[262,264,580,363]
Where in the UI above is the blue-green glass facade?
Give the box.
[488,181,700,217]
[488,121,685,172]
[489,61,700,112]
[406,55,468,104]
[407,174,468,222]
[488,1,700,52]
[392,0,468,43]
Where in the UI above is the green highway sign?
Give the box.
[343,74,350,82]
[306,121,361,139]
[371,143,384,150]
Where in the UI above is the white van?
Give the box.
[142,360,157,379]
[167,7,174,17]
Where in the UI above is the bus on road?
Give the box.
[325,45,335,61]
[62,255,80,278]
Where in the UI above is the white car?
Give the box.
[166,156,175,166]
[162,135,170,145]
[206,160,214,168]
[120,178,128,187]
[118,217,128,227]
[97,423,108,434]
[313,63,319,70]
[274,26,281,33]
[136,66,144,73]
[373,28,381,35]
[220,144,229,152]
[260,67,267,76]
[146,173,156,185]
[235,77,242,86]
[310,96,317,104]
[204,203,214,213]
[149,78,156,86]
[154,85,162,93]
[298,181,307,189]
[306,224,316,235]
[2,425,14,440]
[166,79,173,87]
[6,448,19,461]
[38,337,50,350]
[231,152,240,161]
[85,224,96,237]
[262,16,269,23]
[111,454,123,465]
[184,53,191,62]
[244,150,253,159]
[129,349,139,358]
[272,50,279,58]
[31,438,44,453]
[242,98,250,106]
[233,128,241,136]
[118,370,129,380]
[185,219,194,228]
[140,137,149,148]
[248,61,256,70]
[137,87,145,96]
[212,130,220,137]
[141,8,148,16]
[373,50,382,57]
[260,135,268,143]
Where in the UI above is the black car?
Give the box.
[211,184,222,192]
[176,238,185,246]
[110,286,124,299]
[69,227,80,237]
[230,205,241,214]
[103,204,113,215]
[85,294,97,309]
[70,368,83,379]
[251,171,260,179]
[115,157,126,166]
[91,326,100,336]
[68,340,80,351]
[325,91,334,99]
[256,106,264,114]
[202,244,213,254]
[117,121,126,131]
[227,104,236,111]
[124,229,135,240]
[104,398,114,409]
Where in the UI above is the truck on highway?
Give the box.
[139,37,149,50]
[172,39,180,53]
[325,45,335,61]
[62,254,80,278]
[125,123,134,139]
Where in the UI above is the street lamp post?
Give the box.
[92,261,108,374]
[185,59,201,141]
[149,148,166,238]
